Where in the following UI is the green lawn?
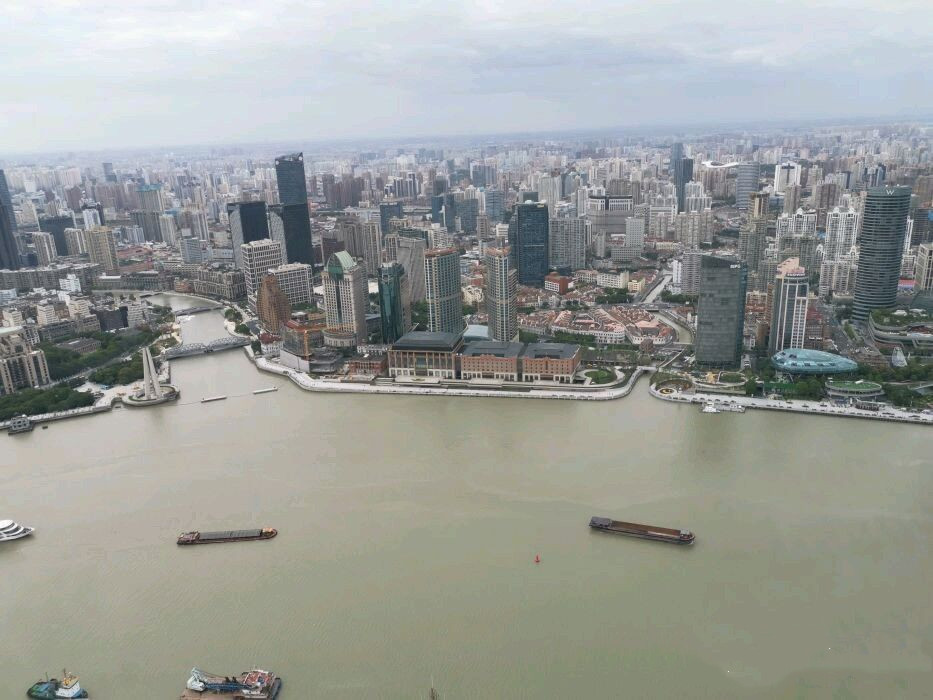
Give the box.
[585,368,615,384]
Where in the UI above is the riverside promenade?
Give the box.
[253,353,653,401]
[649,383,933,426]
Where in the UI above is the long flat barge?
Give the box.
[177,528,277,545]
[180,668,281,699]
[201,395,227,403]
[589,516,695,545]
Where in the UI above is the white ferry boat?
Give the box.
[701,403,721,413]
[0,519,35,542]
[700,401,746,414]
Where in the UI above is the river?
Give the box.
[2,293,931,698]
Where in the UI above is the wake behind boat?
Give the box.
[0,519,34,542]
[177,528,277,545]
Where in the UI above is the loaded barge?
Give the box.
[177,528,277,545]
[180,668,281,699]
[589,516,695,545]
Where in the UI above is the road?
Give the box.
[642,274,672,304]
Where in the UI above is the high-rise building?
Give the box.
[424,248,464,335]
[824,207,860,261]
[485,188,505,222]
[241,239,286,299]
[673,157,694,213]
[397,236,426,302]
[273,153,313,265]
[853,185,912,322]
[64,227,88,256]
[0,326,50,394]
[508,202,549,286]
[0,169,17,235]
[38,214,74,254]
[228,201,270,268]
[548,217,587,272]
[269,262,313,307]
[680,249,703,295]
[378,262,412,343]
[735,163,759,211]
[695,255,747,367]
[180,236,203,264]
[915,243,933,292]
[485,247,517,342]
[323,251,368,345]
[768,263,809,354]
[33,231,58,266]
[0,202,21,270]
[379,201,403,235]
[773,162,801,194]
[362,221,383,277]
[86,227,119,272]
[782,184,802,215]
[256,274,292,332]
[137,184,164,212]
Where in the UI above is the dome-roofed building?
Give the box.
[771,348,858,375]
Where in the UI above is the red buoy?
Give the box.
[534,554,541,564]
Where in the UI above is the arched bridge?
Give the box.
[162,336,250,359]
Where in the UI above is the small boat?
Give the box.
[8,414,34,434]
[252,387,278,395]
[700,403,721,414]
[0,519,34,542]
[182,668,281,699]
[177,528,277,545]
[201,395,227,403]
[589,516,695,545]
[27,670,88,699]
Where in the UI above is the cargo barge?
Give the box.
[589,516,694,545]
[180,668,281,699]
[177,528,277,545]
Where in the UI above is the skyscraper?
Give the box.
[548,217,587,272]
[424,248,464,335]
[0,169,16,235]
[137,184,165,212]
[378,262,412,343]
[485,188,505,222]
[228,201,269,268]
[362,221,382,276]
[824,207,860,261]
[274,153,313,265]
[323,251,368,345]
[852,185,912,322]
[241,239,286,300]
[379,201,404,234]
[0,201,19,270]
[768,263,809,354]
[508,202,549,286]
[916,243,933,292]
[86,227,119,272]
[485,247,518,342]
[38,214,74,254]
[256,274,292,332]
[673,157,694,213]
[735,163,759,211]
[33,231,58,266]
[397,236,426,302]
[773,162,801,194]
[695,255,747,368]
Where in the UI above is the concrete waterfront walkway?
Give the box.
[649,383,933,426]
[253,354,653,402]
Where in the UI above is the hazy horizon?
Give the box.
[4,0,933,154]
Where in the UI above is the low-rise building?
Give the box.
[388,331,464,379]
[460,341,523,380]
[520,343,581,383]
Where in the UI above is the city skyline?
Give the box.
[3,1,933,153]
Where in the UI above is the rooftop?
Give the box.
[771,349,858,374]
[462,341,523,358]
[392,330,464,352]
[522,342,580,359]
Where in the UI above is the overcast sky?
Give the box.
[3,0,932,152]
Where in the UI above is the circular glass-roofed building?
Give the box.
[771,349,858,375]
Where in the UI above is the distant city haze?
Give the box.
[3,0,933,152]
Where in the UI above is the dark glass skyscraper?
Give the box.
[0,169,16,236]
[380,201,403,234]
[674,157,694,213]
[852,185,912,323]
[508,202,550,286]
[274,153,313,265]
[228,201,269,268]
[0,202,20,270]
[38,215,74,256]
[378,262,411,343]
[695,255,747,368]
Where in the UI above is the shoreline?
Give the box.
[648,383,933,425]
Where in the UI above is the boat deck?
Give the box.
[178,678,282,700]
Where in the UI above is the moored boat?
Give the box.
[27,671,88,699]
[177,528,277,545]
[181,667,281,699]
[589,516,695,545]
[0,519,34,542]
